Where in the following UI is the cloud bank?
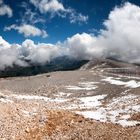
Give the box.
[0,36,68,70]
[1,2,140,70]
[67,2,140,63]
[99,2,140,63]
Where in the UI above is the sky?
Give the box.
[0,0,139,44]
[1,0,140,69]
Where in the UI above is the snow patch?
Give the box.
[66,81,98,91]
[11,94,67,103]
[75,94,140,127]
[76,111,106,121]
[79,95,107,108]
[117,120,140,127]
[102,77,140,88]
[0,98,13,103]
[57,92,72,97]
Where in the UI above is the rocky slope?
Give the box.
[0,59,140,139]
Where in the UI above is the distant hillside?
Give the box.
[81,58,140,75]
[0,56,88,78]
[81,58,137,70]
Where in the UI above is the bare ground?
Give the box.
[0,69,140,139]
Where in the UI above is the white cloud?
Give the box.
[21,39,66,64]
[0,0,12,17]
[0,0,3,4]
[0,37,28,70]
[39,0,65,13]
[0,37,67,69]
[5,24,48,38]
[64,33,99,60]
[70,13,88,24]
[0,47,27,70]
[99,2,140,63]
[0,36,10,48]
[20,2,45,24]
[1,2,140,70]
[30,0,88,24]
[24,9,45,24]
[64,2,140,63]
[30,0,65,13]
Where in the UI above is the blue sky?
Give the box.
[0,0,139,44]
[1,0,140,69]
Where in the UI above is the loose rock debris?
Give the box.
[0,69,140,139]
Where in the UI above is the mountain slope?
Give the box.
[0,56,88,77]
[80,58,140,75]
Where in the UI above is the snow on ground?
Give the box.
[12,94,50,101]
[102,77,140,88]
[0,91,140,127]
[76,94,140,127]
[62,94,107,110]
[66,85,89,90]
[0,98,14,103]
[117,120,140,127]
[12,94,68,103]
[76,110,106,121]
[0,93,67,103]
[79,95,107,108]
[66,82,98,90]
[57,92,72,97]
[65,81,140,127]
[0,79,140,127]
